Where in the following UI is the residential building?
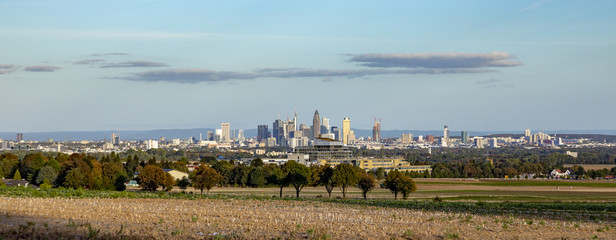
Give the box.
[221,123,230,143]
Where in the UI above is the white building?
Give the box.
[146,139,159,149]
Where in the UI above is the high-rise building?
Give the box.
[461,131,468,144]
[16,133,23,142]
[312,110,321,139]
[237,129,245,141]
[257,125,269,143]
[146,139,159,149]
[443,125,449,140]
[524,129,531,137]
[221,123,231,143]
[111,133,120,145]
[401,133,413,144]
[207,131,214,141]
[426,135,435,143]
[331,126,340,141]
[320,117,330,135]
[342,117,351,145]
[373,119,381,143]
[273,119,286,146]
[294,112,298,132]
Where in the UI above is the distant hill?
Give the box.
[1,128,615,142]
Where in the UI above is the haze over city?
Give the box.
[1,0,615,133]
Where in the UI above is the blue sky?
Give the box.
[1,0,615,132]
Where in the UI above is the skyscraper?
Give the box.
[312,110,321,139]
[331,126,340,141]
[16,133,23,142]
[111,133,120,145]
[273,118,287,146]
[321,117,330,135]
[221,123,230,143]
[524,129,531,137]
[342,117,351,145]
[461,131,468,144]
[373,119,381,143]
[443,125,449,140]
[257,125,269,143]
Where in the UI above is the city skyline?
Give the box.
[1,1,615,132]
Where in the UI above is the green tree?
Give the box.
[212,160,233,186]
[283,161,310,198]
[384,170,417,200]
[332,163,360,199]
[138,165,166,191]
[64,168,85,189]
[192,165,222,194]
[114,174,128,191]
[375,167,385,180]
[35,166,58,186]
[357,173,376,199]
[399,177,417,200]
[177,176,191,189]
[40,179,52,190]
[314,164,336,198]
[0,153,19,179]
[265,164,287,197]
[125,155,139,176]
[251,158,265,168]
[13,169,22,180]
[248,167,267,187]
[102,162,127,190]
[161,172,175,191]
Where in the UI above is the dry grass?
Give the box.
[1,197,614,239]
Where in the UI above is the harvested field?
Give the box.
[1,197,615,239]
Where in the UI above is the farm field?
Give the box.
[563,164,616,171]
[1,179,615,239]
[166,178,616,202]
[1,196,615,239]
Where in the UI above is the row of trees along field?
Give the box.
[0,152,417,199]
[193,158,416,199]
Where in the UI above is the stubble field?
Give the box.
[1,196,615,239]
[1,179,615,239]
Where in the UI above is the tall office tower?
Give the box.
[273,119,281,143]
[301,125,311,140]
[273,118,287,146]
[331,126,340,141]
[342,117,351,145]
[16,133,23,142]
[221,123,231,143]
[257,125,269,143]
[443,125,450,140]
[294,111,298,131]
[215,129,222,142]
[461,131,468,144]
[426,135,435,143]
[373,119,381,143]
[524,128,531,137]
[207,131,214,141]
[312,110,321,139]
[321,117,330,133]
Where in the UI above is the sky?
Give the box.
[1,0,615,133]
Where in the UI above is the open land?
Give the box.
[1,179,615,239]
